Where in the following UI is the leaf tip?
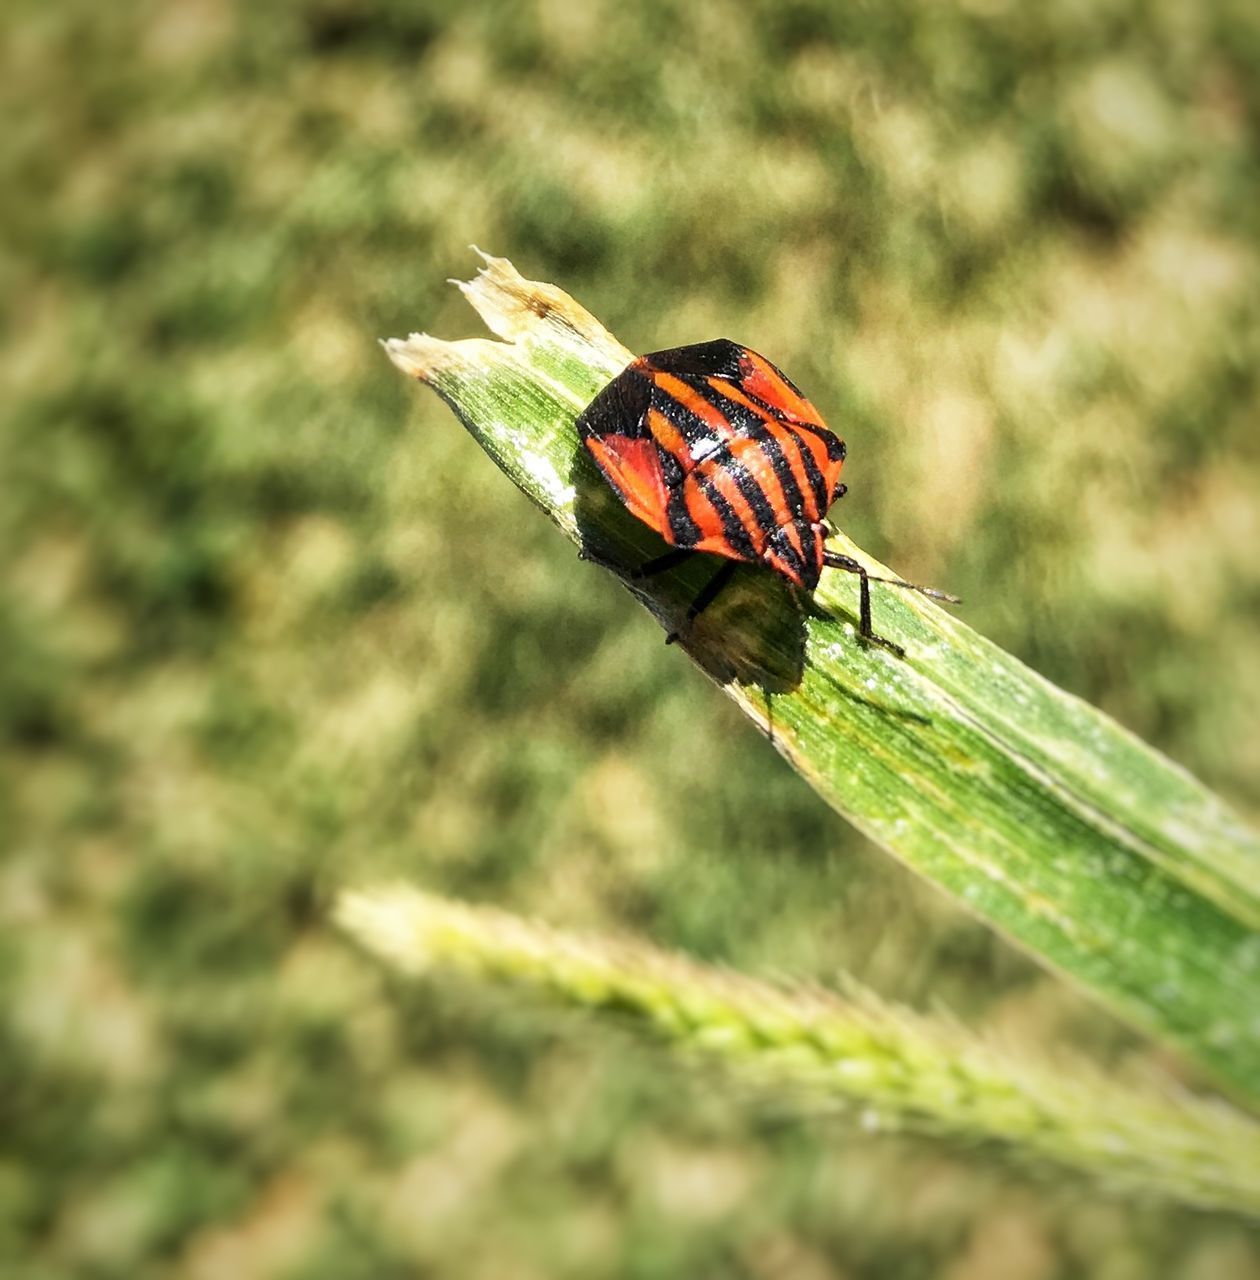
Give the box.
[381,332,452,382]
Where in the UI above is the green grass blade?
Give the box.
[337,885,1260,1220]
[383,252,1260,1103]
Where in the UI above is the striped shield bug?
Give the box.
[576,339,957,651]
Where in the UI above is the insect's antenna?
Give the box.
[868,576,962,606]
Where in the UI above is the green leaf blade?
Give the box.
[384,252,1260,1103]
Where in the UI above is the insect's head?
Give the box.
[762,520,826,592]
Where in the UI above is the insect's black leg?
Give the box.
[821,552,962,656]
[625,548,693,580]
[821,551,903,656]
[687,559,739,622]
[822,552,874,638]
[665,559,739,645]
[577,546,692,579]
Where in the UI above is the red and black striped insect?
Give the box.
[577,339,956,649]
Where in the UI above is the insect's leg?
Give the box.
[665,560,739,645]
[626,548,693,580]
[822,552,962,654]
[577,546,692,579]
[820,551,905,656]
[821,552,874,638]
[686,559,739,623]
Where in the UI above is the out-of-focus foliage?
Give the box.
[2,1,1258,1277]
[339,885,1260,1218]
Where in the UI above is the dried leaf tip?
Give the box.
[380,332,451,382]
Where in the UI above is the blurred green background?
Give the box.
[4,0,1260,1275]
